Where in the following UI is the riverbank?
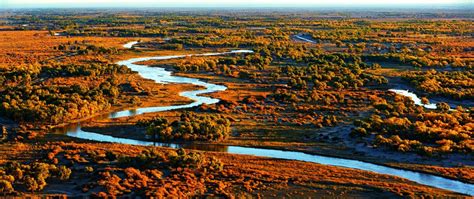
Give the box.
[4,33,471,196]
[1,139,465,197]
[368,67,474,108]
[49,49,474,195]
[189,72,474,182]
[48,76,199,130]
[79,103,474,185]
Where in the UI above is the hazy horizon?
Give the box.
[1,0,472,9]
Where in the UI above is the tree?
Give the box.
[436,102,450,112]
[421,97,430,105]
[0,126,7,141]
[25,176,39,191]
[142,113,231,142]
[58,166,72,180]
[0,180,14,194]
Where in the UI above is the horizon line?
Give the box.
[2,3,473,9]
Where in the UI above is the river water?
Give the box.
[388,89,439,109]
[57,41,474,196]
[294,35,317,44]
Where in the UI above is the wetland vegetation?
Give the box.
[0,7,472,197]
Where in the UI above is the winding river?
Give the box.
[122,41,139,49]
[57,41,474,196]
[294,35,317,44]
[389,89,439,109]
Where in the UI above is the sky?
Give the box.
[1,0,472,8]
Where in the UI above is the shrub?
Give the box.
[436,102,450,112]
[170,149,204,169]
[350,127,368,137]
[206,157,224,172]
[58,166,72,180]
[353,96,472,155]
[0,180,14,194]
[85,166,94,173]
[118,149,165,168]
[25,176,39,191]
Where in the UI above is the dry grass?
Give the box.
[0,30,140,67]
[3,141,463,197]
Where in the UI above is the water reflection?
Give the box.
[181,143,229,152]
